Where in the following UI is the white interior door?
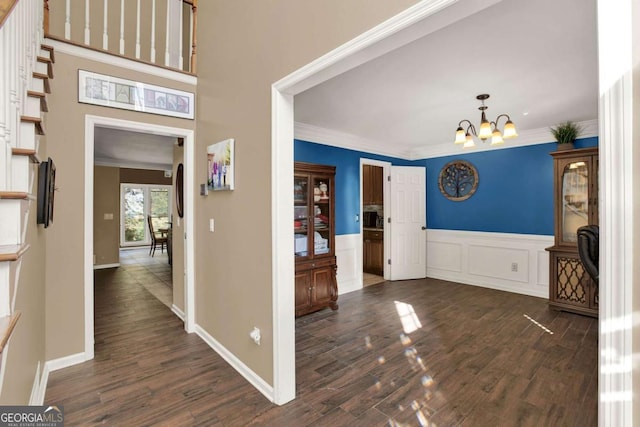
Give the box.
[389,166,426,280]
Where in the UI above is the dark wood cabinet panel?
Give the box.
[294,162,338,317]
[547,147,598,317]
[363,165,383,205]
[363,230,383,276]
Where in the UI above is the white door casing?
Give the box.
[389,166,427,280]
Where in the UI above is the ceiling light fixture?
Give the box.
[454,94,518,148]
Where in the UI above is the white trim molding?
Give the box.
[195,325,274,402]
[93,263,120,270]
[597,0,635,424]
[335,234,362,295]
[426,229,553,298]
[45,352,88,372]
[171,304,185,321]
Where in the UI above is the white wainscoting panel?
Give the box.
[426,230,553,298]
[335,234,362,295]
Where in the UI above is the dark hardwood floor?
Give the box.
[46,270,597,426]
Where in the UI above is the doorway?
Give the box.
[361,159,391,287]
[84,115,196,361]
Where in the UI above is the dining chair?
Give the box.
[147,215,168,257]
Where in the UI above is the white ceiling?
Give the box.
[94,126,177,170]
[294,0,598,159]
[92,0,598,166]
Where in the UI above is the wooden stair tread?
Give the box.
[11,147,40,163]
[32,72,51,93]
[0,243,30,262]
[37,55,54,79]
[41,44,55,63]
[20,115,44,135]
[27,90,48,112]
[0,191,31,200]
[0,311,21,354]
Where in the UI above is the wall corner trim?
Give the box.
[194,325,274,403]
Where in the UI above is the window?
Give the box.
[120,183,172,246]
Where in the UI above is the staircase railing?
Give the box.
[44,0,197,74]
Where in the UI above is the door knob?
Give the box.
[421,226,427,230]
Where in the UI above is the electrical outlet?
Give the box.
[250,327,261,345]
[511,262,518,272]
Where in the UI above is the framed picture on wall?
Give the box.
[78,70,195,119]
[207,139,235,191]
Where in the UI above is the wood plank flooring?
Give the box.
[46,272,597,426]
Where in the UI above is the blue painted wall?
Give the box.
[295,137,598,236]
[294,140,413,235]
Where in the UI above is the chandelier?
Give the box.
[454,94,517,148]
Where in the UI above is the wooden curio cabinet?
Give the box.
[294,162,338,317]
[547,147,598,317]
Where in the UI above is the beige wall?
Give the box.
[93,166,120,266]
[195,0,419,385]
[120,168,172,186]
[45,52,195,360]
[172,146,185,311]
[0,167,47,404]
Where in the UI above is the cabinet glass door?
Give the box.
[294,176,309,257]
[313,177,331,256]
[560,159,589,243]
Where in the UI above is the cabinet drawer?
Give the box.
[364,230,383,240]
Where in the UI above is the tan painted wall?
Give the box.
[120,168,172,186]
[0,167,47,404]
[45,52,195,361]
[172,146,185,311]
[93,166,120,266]
[195,0,419,385]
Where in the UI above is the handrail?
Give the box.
[0,0,18,28]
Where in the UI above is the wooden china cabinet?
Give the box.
[294,162,338,317]
[546,147,598,317]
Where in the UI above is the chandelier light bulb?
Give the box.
[454,127,466,144]
[463,133,475,148]
[490,129,504,145]
[503,120,518,138]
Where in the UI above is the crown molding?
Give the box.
[294,122,416,159]
[295,119,599,160]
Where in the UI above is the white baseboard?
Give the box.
[93,263,120,270]
[194,325,274,402]
[28,362,43,405]
[38,353,91,403]
[171,304,185,321]
[45,352,88,373]
[426,229,553,299]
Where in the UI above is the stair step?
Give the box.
[20,116,44,135]
[27,90,48,113]
[41,44,55,63]
[37,56,54,79]
[0,244,30,262]
[32,72,50,94]
[0,311,21,353]
[0,192,31,200]
[11,148,40,164]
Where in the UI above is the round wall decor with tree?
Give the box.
[438,160,479,201]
